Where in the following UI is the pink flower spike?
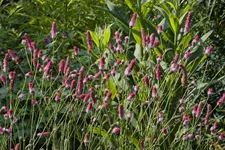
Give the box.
[112,127,120,135]
[59,60,65,72]
[8,49,20,64]
[37,132,50,137]
[205,46,213,55]
[3,53,8,72]
[195,101,203,117]
[74,46,79,56]
[86,103,92,113]
[0,75,6,85]
[25,72,33,78]
[192,36,199,46]
[184,12,192,33]
[28,82,35,95]
[152,87,157,98]
[157,25,163,35]
[7,109,13,118]
[129,13,137,28]
[219,132,224,140]
[115,31,120,43]
[204,104,212,125]
[192,105,197,116]
[149,33,155,48]
[124,59,135,76]
[51,21,56,39]
[118,104,124,119]
[179,98,185,104]
[104,92,112,101]
[161,128,168,135]
[127,92,135,101]
[84,133,89,144]
[207,88,213,96]
[154,40,160,47]
[77,66,85,95]
[24,33,33,51]
[99,56,105,70]
[143,75,150,88]
[134,85,140,92]
[183,51,191,59]
[86,30,92,52]
[31,100,38,106]
[156,64,161,80]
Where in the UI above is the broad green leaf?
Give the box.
[167,1,176,11]
[108,78,117,100]
[130,137,141,150]
[176,33,192,52]
[125,0,135,11]
[103,26,111,46]
[89,127,112,143]
[90,31,100,48]
[169,14,179,34]
[134,43,142,61]
[132,17,143,46]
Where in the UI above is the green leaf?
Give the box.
[90,31,100,48]
[176,33,192,52]
[132,17,143,46]
[125,0,135,11]
[169,14,179,34]
[108,78,117,100]
[89,127,112,143]
[102,26,111,46]
[130,137,141,150]
[134,43,142,61]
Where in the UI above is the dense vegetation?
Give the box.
[0,0,225,149]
